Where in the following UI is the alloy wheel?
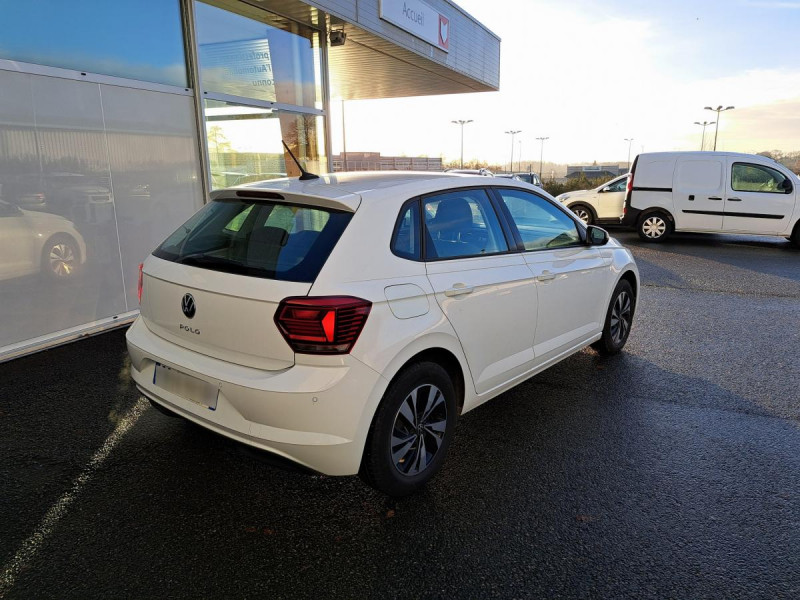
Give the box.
[573,208,591,224]
[610,290,632,345]
[642,216,667,239]
[49,243,76,278]
[390,384,448,476]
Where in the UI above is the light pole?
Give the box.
[451,119,473,169]
[518,140,522,173]
[704,105,734,151]
[536,136,549,180]
[624,138,634,170]
[505,130,521,173]
[693,121,715,151]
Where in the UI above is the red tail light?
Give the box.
[137,263,144,303]
[275,296,372,355]
[624,171,634,207]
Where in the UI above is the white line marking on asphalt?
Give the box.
[0,397,149,597]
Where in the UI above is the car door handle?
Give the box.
[444,284,474,297]
[537,271,556,282]
[708,196,723,201]
[728,197,742,202]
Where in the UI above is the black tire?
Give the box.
[791,223,800,248]
[569,204,594,226]
[592,279,635,356]
[41,234,80,280]
[637,211,672,242]
[360,362,458,497]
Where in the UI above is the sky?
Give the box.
[329,0,800,166]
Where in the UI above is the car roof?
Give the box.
[217,171,498,211]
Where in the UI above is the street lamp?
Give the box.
[505,130,521,173]
[518,139,522,173]
[624,138,634,170]
[704,106,735,151]
[536,136,549,180]
[451,119,473,169]
[693,121,715,151]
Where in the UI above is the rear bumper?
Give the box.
[126,317,388,476]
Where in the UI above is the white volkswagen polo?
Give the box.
[127,171,639,496]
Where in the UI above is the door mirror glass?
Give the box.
[587,225,609,246]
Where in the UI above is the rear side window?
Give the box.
[392,200,421,260]
[423,189,509,259]
[153,199,351,282]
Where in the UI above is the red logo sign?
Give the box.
[438,15,450,50]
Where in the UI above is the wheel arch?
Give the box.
[384,346,468,415]
[568,201,598,222]
[619,269,639,300]
[638,206,675,224]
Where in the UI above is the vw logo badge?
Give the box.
[181,293,196,319]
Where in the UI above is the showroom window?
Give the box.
[204,100,325,188]
[0,0,187,87]
[195,1,323,109]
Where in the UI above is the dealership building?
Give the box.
[0,0,499,361]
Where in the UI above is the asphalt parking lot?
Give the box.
[2,230,799,599]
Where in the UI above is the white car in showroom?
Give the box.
[127,172,639,496]
[556,174,629,225]
[0,200,86,281]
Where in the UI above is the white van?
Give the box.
[621,151,800,246]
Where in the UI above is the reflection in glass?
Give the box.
[205,100,325,189]
[0,0,187,87]
[195,1,322,108]
[0,69,201,350]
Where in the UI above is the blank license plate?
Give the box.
[154,363,219,411]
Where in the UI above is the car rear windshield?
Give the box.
[153,198,352,283]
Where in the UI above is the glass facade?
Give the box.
[0,0,327,357]
[0,0,187,87]
[206,101,325,188]
[0,70,202,350]
[195,1,322,108]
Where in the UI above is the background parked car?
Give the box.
[622,151,800,244]
[0,200,87,281]
[510,172,543,187]
[556,174,629,225]
[444,168,494,176]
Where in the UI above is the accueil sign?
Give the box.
[379,0,450,52]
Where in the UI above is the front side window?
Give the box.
[608,177,628,192]
[423,189,508,260]
[153,199,350,282]
[495,189,581,250]
[731,163,791,194]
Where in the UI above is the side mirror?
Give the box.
[779,178,793,193]
[600,186,611,193]
[587,225,609,246]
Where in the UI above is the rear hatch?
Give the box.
[140,191,355,370]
